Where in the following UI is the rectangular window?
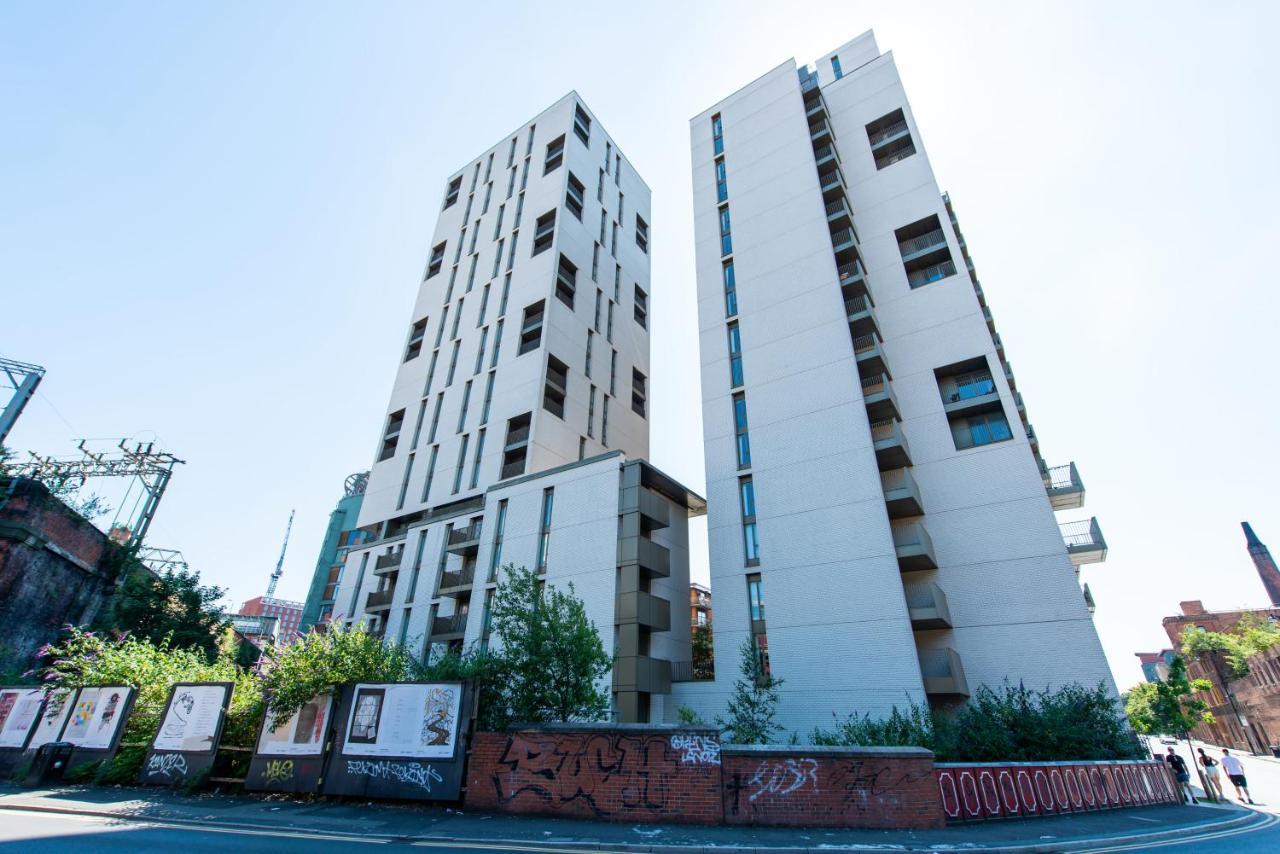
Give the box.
[578,436,586,460]
[711,113,724,155]
[606,301,614,342]
[565,171,585,219]
[514,192,524,228]
[635,215,649,253]
[597,168,605,202]
[633,284,648,328]
[587,385,596,437]
[445,266,457,302]
[610,221,618,257]
[609,349,617,395]
[715,157,728,202]
[501,413,530,478]
[456,380,472,433]
[404,318,427,361]
[614,154,621,185]
[445,339,460,386]
[543,354,568,418]
[427,393,444,444]
[953,412,1014,450]
[526,123,536,155]
[617,191,624,221]
[728,322,744,387]
[470,162,480,192]
[396,452,414,510]
[493,204,505,240]
[585,329,593,377]
[474,326,489,375]
[423,349,438,396]
[469,220,480,255]
[452,434,469,493]
[613,264,621,301]
[520,156,531,191]
[719,207,732,256]
[426,242,445,278]
[443,176,462,208]
[490,318,504,367]
[591,243,600,281]
[434,306,449,347]
[573,104,591,145]
[896,213,953,288]
[379,409,405,461]
[451,298,463,338]
[556,254,577,308]
[499,273,511,316]
[420,444,438,502]
[410,398,427,450]
[600,395,609,446]
[532,210,555,255]
[466,254,478,291]
[479,370,496,424]
[604,140,612,172]
[507,137,516,168]
[469,428,485,489]
[631,368,647,418]
[481,180,493,215]
[723,260,737,317]
[519,300,544,355]
[488,499,508,581]
[492,240,504,278]
[593,290,602,332]
[733,392,751,468]
[544,134,565,174]
[536,488,554,571]
[477,283,490,327]
[506,164,516,199]
[831,54,843,79]
[746,573,764,619]
[506,231,517,270]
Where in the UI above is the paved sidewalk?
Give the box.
[0,782,1267,852]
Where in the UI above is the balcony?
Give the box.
[920,647,969,697]
[431,612,468,639]
[845,293,880,340]
[861,373,900,422]
[499,460,526,480]
[636,489,671,530]
[880,467,924,519]
[871,418,912,471]
[838,260,870,302]
[825,198,851,224]
[1043,462,1085,510]
[613,655,672,694]
[504,424,530,450]
[992,332,1005,359]
[906,259,957,288]
[1083,583,1096,614]
[906,582,952,630]
[618,536,670,578]
[364,588,395,612]
[875,143,916,170]
[446,522,482,556]
[853,334,890,380]
[1061,517,1107,565]
[1026,422,1040,453]
[813,143,837,167]
[373,551,402,574]
[809,119,831,143]
[1003,360,1015,389]
[818,169,844,198]
[805,96,827,119]
[868,119,910,150]
[898,228,948,262]
[439,563,475,592]
[892,519,937,571]
[615,591,672,631]
[942,384,1001,417]
[670,660,713,683]
[830,226,857,254]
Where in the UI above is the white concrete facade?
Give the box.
[676,31,1115,736]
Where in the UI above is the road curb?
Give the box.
[0,799,1268,852]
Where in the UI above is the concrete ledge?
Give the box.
[723,743,933,758]
[504,722,720,734]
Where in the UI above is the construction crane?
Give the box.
[265,509,294,599]
[0,356,45,445]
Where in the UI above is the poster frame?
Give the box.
[139,681,233,787]
[0,686,49,776]
[321,680,471,802]
[244,692,338,794]
[57,685,138,771]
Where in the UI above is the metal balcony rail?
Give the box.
[830,227,855,247]
[838,261,864,283]
[877,145,916,167]
[853,334,877,355]
[440,564,476,589]
[809,119,829,137]
[818,170,841,188]
[374,552,401,570]
[870,418,899,443]
[1059,518,1104,549]
[846,293,872,315]
[448,523,482,546]
[505,425,530,446]
[898,228,948,257]
[499,460,525,479]
[906,259,957,287]
[1044,463,1081,491]
[432,613,468,635]
[365,588,395,609]
[868,119,909,146]
[813,144,835,161]
[825,199,848,218]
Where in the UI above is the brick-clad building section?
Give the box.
[720,745,943,829]
[467,725,724,824]
[0,477,115,675]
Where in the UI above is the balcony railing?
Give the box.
[871,418,912,471]
[906,259,957,288]
[891,519,936,570]
[500,460,525,480]
[898,228,948,258]
[830,227,856,249]
[875,144,916,168]
[868,119,909,147]
[1043,462,1085,510]
[432,612,468,637]
[364,588,395,611]
[818,170,841,190]
[505,425,530,448]
[825,199,849,219]
[1061,517,1107,565]
[449,523,481,547]
[670,660,714,683]
[861,372,898,421]
[374,551,402,571]
[880,466,923,518]
[439,563,476,590]
[919,648,969,696]
[813,143,835,162]
[838,260,866,285]
[809,119,830,139]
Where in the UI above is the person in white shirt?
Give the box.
[1220,749,1255,805]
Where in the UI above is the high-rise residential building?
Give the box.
[673,31,1113,733]
[331,93,704,722]
[299,471,371,633]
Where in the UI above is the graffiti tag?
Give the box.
[263,759,294,783]
[669,734,721,765]
[747,758,819,801]
[346,759,442,792]
[146,752,189,779]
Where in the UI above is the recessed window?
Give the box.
[573,105,591,146]
[711,113,724,155]
[733,392,751,468]
[633,285,648,328]
[426,242,445,279]
[631,368,647,418]
[896,214,954,288]
[404,318,427,362]
[555,254,577,309]
[719,206,732,257]
[866,108,916,170]
[723,260,737,317]
[727,322,743,387]
[936,356,1011,450]
[543,354,568,418]
[715,158,728,203]
[501,413,530,479]
[379,409,406,462]
[565,172,585,219]
[544,134,565,174]
[831,54,843,80]
[518,300,545,355]
[746,573,764,618]
[532,210,555,256]
[635,214,649,254]
[443,176,462,209]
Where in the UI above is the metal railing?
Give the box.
[374,551,401,570]
[838,261,865,283]
[876,144,916,167]
[670,660,714,683]
[448,523,481,546]
[432,613,468,636]
[439,564,476,589]
[824,199,848,218]
[853,334,878,354]
[906,259,957,288]
[1060,518,1104,550]
[870,419,900,443]
[846,294,872,316]
[830,227,855,247]
[868,120,909,147]
[809,119,830,137]
[879,466,917,494]
[818,170,841,189]
[505,425,530,447]
[813,144,835,161]
[1044,463,1082,492]
[898,228,948,257]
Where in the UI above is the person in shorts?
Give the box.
[1197,747,1223,801]
[1220,749,1255,805]
[1165,747,1198,804]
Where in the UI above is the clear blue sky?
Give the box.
[4,1,1278,688]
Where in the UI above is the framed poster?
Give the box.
[62,686,133,750]
[140,682,233,786]
[245,694,336,794]
[322,681,470,802]
[26,688,76,750]
[0,688,45,749]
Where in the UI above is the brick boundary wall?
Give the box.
[934,760,1180,822]
[721,745,944,829]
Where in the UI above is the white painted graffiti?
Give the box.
[669,734,721,765]
[747,758,819,801]
[346,759,443,792]
[146,752,189,779]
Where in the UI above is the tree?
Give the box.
[1181,615,1280,679]
[93,544,228,659]
[692,622,715,680]
[1125,655,1214,739]
[716,639,783,744]
[486,564,611,724]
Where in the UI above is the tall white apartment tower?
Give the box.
[676,32,1113,734]
[332,94,705,723]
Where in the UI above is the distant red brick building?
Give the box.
[238,595,303,642]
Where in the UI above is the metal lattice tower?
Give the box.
[0,356,45,445]
[265,509,294,599]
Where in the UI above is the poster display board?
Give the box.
[25,689,75,751]
[59,685,136,768]
[244,693,335,793]
[140,682,233,786]
[322,681,469,801]
[0,687,47,775]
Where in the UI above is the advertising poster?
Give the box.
[27,689,75,750]
[153,684,228,753]
[62,686,131,750]
[0,688,45,749]
[341,682,462,759]
[255,694,332,757]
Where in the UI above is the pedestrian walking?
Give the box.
[1220,749,1255,805]
[1196,748,1223,801]
[1165,747,1198,804]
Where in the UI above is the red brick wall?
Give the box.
[466,726,724,824]
[721,746,944,829]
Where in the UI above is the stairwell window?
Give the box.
[719,207,732,256]
[543,354,568,418]
[379,409,405,462]
[532,210,555,256]
[631,368,647,418]
[555,254,577,309]
[426,242,445,279]
[715,158,728,203]
[635,215,649,253]
[518,300,544,355]
[565,172,585,219]
[544,134,565,174]
[633,285,648,329]
[404,318,427,361]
